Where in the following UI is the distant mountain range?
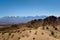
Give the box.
[0,16,47,24]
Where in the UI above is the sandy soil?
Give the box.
[0,27,60,40]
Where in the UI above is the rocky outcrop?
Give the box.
[43,16,57,26]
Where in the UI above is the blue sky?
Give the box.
[0,0,60,17]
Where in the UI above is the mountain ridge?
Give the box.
[0,16,47,24]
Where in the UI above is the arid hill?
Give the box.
[0,16,60,31]
[0,16,60,40]
[43,16,57,26]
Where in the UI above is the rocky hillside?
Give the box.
[0,16,60,40]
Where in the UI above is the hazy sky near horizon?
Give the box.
[0,0,60,17]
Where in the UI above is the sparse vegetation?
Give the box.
[22,29,26,31]
[11,34,14,38]
[33,37,35,40]
[29,30,31,33]
[55,27,58,30]
[18,37,20,40]
[0,16,60,40]
[17,30,20,32]
[28,26,32,28]
[9,32,12,36]
[42,26,45,30]
[2,32,5,35]
[35,31,37,35]
[50,31,57,38]
[22,35,24,37]
[41,32,44,35]
[46,27,49,29]
[51,31,54,36]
